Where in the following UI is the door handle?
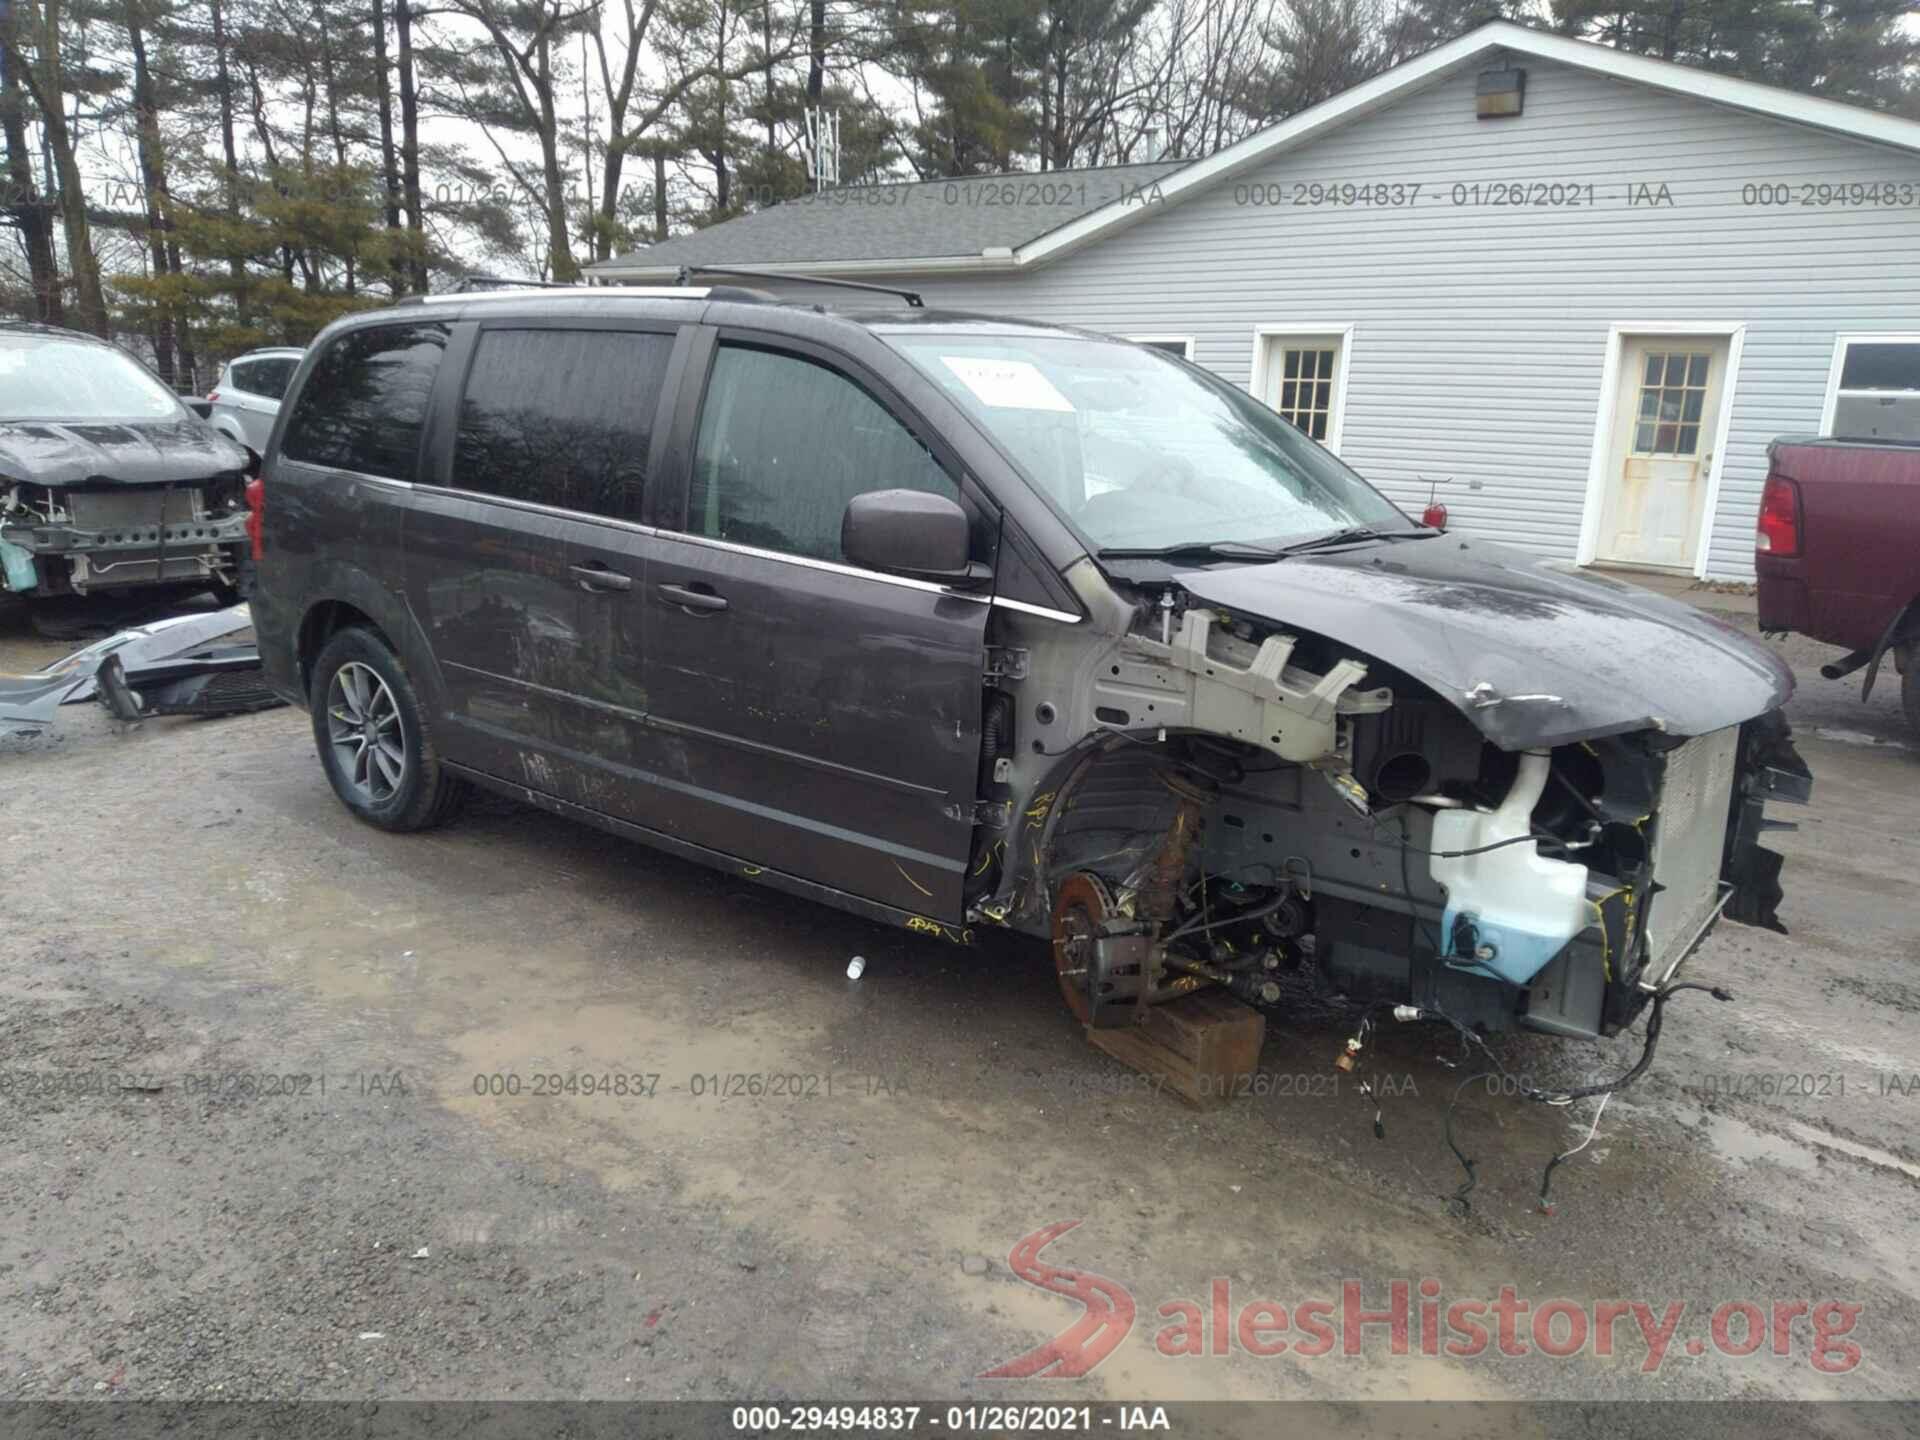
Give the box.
[570,563,633,593]
[657,582,728,614]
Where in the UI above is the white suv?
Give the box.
[208,347,303,453]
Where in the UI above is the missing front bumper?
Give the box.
[0,504,249,593]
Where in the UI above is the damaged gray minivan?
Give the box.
[251,282,1809,1053]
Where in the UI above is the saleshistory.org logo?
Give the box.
[979,1222,1864,1378]
[979,1221,1139,1378]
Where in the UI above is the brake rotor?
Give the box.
[1050,871,1115,1025]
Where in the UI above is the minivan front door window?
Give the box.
[887,333,1407,555]
[690,345,956,563]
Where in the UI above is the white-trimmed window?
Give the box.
[1126,335,1194,359]
[1823,336,1920,442]
[1251,325,1353,450]
[1630,349,1713,456]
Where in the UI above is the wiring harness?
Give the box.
[1345,980,1734,1218]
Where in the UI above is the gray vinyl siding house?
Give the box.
[593,22,1920,582]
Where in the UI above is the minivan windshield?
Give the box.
[0,333,182,421]
[887,332,1412,554]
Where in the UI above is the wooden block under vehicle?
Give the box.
[1086,990,1267,1109]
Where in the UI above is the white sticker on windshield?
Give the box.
[939,355,1074,413]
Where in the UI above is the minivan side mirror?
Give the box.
[185,398,214,420]
[842,489,984,586]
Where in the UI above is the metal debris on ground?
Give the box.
[96,644,284,722]
[0,605,281,736]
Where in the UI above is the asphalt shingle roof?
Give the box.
[590,162,1187,273]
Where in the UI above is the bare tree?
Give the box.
[397,0,429,289]
[125,0,180,379]
[1128,0,1271,159]
[448,0,605,280]
[1033,0,1164,169]
[0,18,63,322]
[1252,0,1407,118]
[4,0,109,334]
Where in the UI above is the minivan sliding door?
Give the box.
[403,320,680,806]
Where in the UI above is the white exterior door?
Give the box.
[1596,336,1729,569]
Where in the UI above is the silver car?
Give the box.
[207,347,303,453]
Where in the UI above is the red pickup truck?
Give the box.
[1755,437,1920,735]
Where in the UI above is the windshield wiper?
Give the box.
[1101,527,1439,562]
[1275,525,1438,555]
[1097,539,1286,561]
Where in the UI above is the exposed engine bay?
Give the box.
[0,414,255,601]
[965,559,1812,1052]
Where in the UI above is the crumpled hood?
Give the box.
[1172,537,1793,748]
[0,418,248,489]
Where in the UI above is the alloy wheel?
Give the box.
[326,661,406,804]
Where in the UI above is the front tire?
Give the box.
[309,626,467,831]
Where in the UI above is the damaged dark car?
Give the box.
[251,287,1810,1066]
[0,323,256,608]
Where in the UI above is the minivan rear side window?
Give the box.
[689,345,954,563]
[451,327,673,522]
[281,323,448,480]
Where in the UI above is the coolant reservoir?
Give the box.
[1429,751,1588,986]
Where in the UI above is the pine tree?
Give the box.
[1551,0,1920,111]
[888,0,1041,174]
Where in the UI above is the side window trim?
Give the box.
[643,323,702,531]
[666,327,997,571]
[423,320,479,492]
[651,323,717,534]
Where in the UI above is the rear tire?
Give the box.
[309,626,467,831]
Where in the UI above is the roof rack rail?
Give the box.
[452,274,579,292]
[413,283,712,305]
[675,264,923,308]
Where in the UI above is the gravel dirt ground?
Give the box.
[1,588,1916,1422]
